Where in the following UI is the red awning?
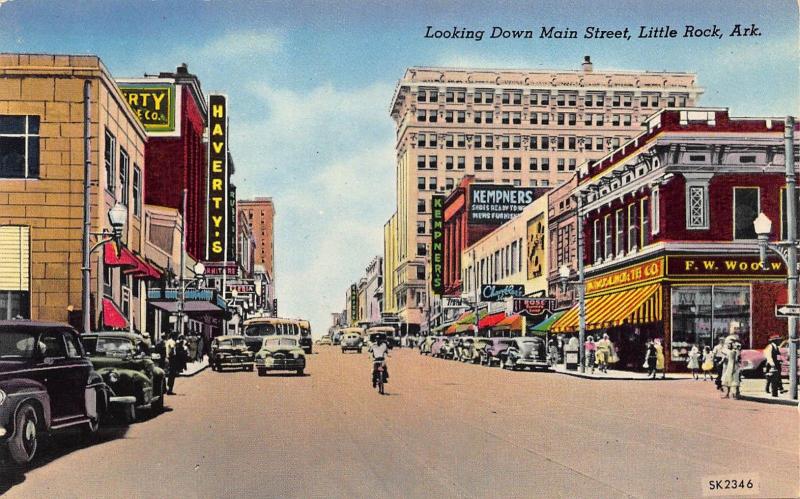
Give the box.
[103,243,138,268]
[124,255,162,280]
[102,297,129,330]
[495,314,523,331]
[478,312,506,329]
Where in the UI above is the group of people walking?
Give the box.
[583,334,617,373]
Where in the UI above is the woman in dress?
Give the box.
[721,337,742,399]
[686,343,701,379]
[584,336,596,374]
[645,339,658,378]
[701,345,714,380]
[595,333,612,373]
[654,338,666,379]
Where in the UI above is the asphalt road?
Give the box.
[2,347,797,498]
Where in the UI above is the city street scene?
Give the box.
[0,1,798,498]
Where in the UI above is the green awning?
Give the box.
[529,310,566,333]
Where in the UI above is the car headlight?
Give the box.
[0,389,6,406]
[108,371,120,383]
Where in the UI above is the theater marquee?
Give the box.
[206,94,228,262]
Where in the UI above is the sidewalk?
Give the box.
[180,356,209,377]
[738,377,798,406]
[551,364,694,380]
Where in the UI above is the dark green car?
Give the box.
[81,332,167,422]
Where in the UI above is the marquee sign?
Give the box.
[206,94,228,262]
[666,254,786,278]
[481,284,525,302]
[431,194,445,294]
[118,81,178,134]
[585,257,664,295]
[512,297,555,315]
[468,185,541,224]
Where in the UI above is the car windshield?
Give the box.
[518,340,540,354]
[0,331,37,360]
[85,337,137,357]
[244,324,276,336]
[264,338,297,348]
[219,338,245,347]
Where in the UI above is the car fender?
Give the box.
[0,378,52,434]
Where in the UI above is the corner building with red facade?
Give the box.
[551,108,799,372]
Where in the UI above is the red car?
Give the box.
[740,340,796,378]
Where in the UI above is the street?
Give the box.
[2,347,797,499]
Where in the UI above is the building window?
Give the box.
[502,157,510,170]
[627,203,639,252]
[429,177,437,190]
[445,91,454,103]
[541,113,549,125]
[446,156,453,170]
[416,266,425,280]
[445,135,453,148]
[604,215,613,259]
[615,209,624,256]
[445,111,453,123]
[485,157,494,170]
[568,158,576,171]
[429,111,437,123]
[119,148,129,206]
[429,90,438,103]
[417,90,426,102]
[593,219,601,263]
[651,188,659,234]
[557,113,564,125]
[541,158,550,171]
[484,135,493,148]
[501,136,510,149]
[417,133,426,147]
[429,156,437,169]
[686,184,709,229]
[733,187,759,240]
[457,111,466,123]
[103,265,113,297]
[501,112,510,125]
[474,157,482,170]
[671,286,751,360]
[530,136,538,150]
[417,155,425,168]
[557,159,565,171]
[104,129,116,193]
[457,156,465,170]
[473,135,482,148]
[529,158,538,171]
[513,158,521,171]
[417,177,425,190]
[457,135,465,147]
[512,135,521,149]
[530,113,538,125]
[416,110,425,122]
[417,199,425,213]
[0,226,30,319]
[416,243,427,256]
[641,197,650,247]
[0,115,40,179]
[513,179,521,187]
[445,178,454,190]
[132,165,141,217]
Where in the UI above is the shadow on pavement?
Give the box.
[257,373,310,377]
[0,425,130,494]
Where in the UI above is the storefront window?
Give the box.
[671,286,750,361]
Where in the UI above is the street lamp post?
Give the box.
[175,261,206,337]
[754,115,797,400]
[81,202,127,334]
[559,259,586,373]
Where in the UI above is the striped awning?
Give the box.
[494,314,523,331]
[550,284,662,333]
[529,310,566,333]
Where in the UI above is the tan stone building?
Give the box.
[387,57,701,333]
[0,54,149,330]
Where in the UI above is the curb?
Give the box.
[179,364,209,377]
[553,369,686,381]
[739,394,798,407]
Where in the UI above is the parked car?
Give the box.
[501,337,549,371]
[209,336,254,372]
[455,336,476,362]
[430,337,448,357]
[341,332,364,353]
[740,340,796,378]
[0,321,108,465]
[482,338,515,367]
[255,336,306,376]
[440,338,457,359]
[81,332,166,423]
[316,336,332,346]
[470,338,493,364]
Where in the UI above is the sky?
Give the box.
[1,0,798,337]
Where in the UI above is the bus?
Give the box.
[297,319,312,354]
[365,326,399,349]
[241,317,301,353]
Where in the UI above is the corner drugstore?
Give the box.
[551,253,786,371]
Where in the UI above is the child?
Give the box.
[701,345,714,381]
[686,344,701,380]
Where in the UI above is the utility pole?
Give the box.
[784,116,797,400]
[81,80,92,334]
[577,192,586,373]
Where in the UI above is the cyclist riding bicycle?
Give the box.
[369,333,390,387]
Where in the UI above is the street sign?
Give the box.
[775,304,800,317]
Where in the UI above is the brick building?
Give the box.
[237,197,275,284]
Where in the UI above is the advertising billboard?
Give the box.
[526,214,545,280]
[117,80,179,135]
[206,94,228,262]
[468,185,541,224]
[431,194,445,294]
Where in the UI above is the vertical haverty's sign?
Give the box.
[431,195,445,295]
[350,284,358,324]
[206,94,228,262]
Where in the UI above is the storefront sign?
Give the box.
[526,214,545,279]
[585,258,664,294]
[431,195,445,294]
[512,297,555,315]
[481,284,525,301]
[350,284,358,324]
[468,185,541,224]
[666,254,785,278]
[118,82,177,133]
[206,94,228,262]
[203,262,238,276]
[226,282,256,295]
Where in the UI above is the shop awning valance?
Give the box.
[551,284,662,333]
[102,297,129,330]
[529,310,566,333]
[103,243,138,268]
[124,255,162,280]
[494,314,523,331]
[478,312,506,329]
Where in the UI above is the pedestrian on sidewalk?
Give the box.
[764,334,786,397]
[654,338,666,379]
[701,345,714,381]
[712,336,726,391]
[645,339,658,378]
[584,336,596,374]
[721,336,741,399]
[595,333,612,373]
[166,333,189,395]
[687,343,701,379]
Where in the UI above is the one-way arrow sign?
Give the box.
[775,304,800,318]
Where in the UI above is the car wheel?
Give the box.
[296,368,304,375]
[122,403,136,424]
[8,403,39,465]
[152,382,166,414]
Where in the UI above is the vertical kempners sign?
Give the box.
[431,195,445,295]
[206,94,228,262]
